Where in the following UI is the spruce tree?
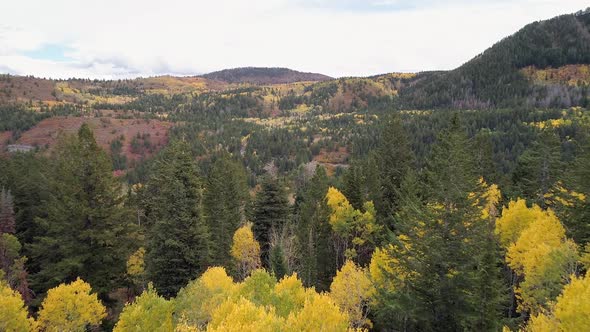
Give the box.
[143,140,211,298]
[342,163,364,211]
[376,116,506,331]
[375,115,413,226]
[251,176,289,267]
[0,188,15,234]
[30,124,136,296]
[513,129,563,207]
[203,153,248,267]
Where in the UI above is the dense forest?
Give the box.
[2,8,590,332]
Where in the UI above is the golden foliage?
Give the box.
[285,293,350,332]
[498,200,578,314]
[326,187,380,260]
[175,267,238,327]
[114,284,174,332]
[208,297,283,332]
[0,280,34,332]
[524,273,590,331]
[127,247,145,286]
[37,278,106,332]
[495,199,543,248]
[330,261,373,329]
[231,223,261,279]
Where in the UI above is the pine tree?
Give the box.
[203,153,248,267]
[143,140,211,298]
[251,177,290,268]
[30,124,136,296]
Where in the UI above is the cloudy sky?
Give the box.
[0,0,587,79]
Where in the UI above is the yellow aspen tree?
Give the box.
[37,278,106,332]
[127,247,145,283]
[524,273,590,331]
[505,207,578,313]
[326,187,380,262]
[175,266,238,327]
[495,199,544,248]
[272,273,309,317]
[286,293,350,332]
[330,260,373,329]
[0,280,34,332]
[230,222,261,279]
[553,273,590,331]
[114,284,174,332]
[207,297,283,332]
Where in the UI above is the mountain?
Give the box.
[398,8,590,109]
[202,67,332,85]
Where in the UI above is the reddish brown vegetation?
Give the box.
[16,117,172,161]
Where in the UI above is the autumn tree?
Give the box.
[37,278,106,331]
[525,273,590,331]
[231,222,261,279]
[497,200,578,314]
[326,187,380,265]
[0,234,32,303]
[285,293,350,332]
[29,124,136,297]
[207,297,283,331]
[114,284,174,332]
[0,279,34,332]
[174,266,238,327]
[330,260,373,329]
[142,140,211,297]
[126,247,146,295]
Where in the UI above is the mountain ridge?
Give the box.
[201,67,333,85]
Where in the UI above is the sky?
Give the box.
[0,0,588,79]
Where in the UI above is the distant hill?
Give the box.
[202,67,332,85]
[398,8,590,109]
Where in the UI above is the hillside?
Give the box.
[202,67,332,85]
[398,8,590,109]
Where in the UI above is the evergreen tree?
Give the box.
[513,129,563,207]
[203,153,248,267]
[0,153,50,250]
[143,140,211,298]
[375,116,506,331]
[294,166,337,290]
[375,115,413,226]
[269,244,287,280]
[473,129,498,183]
[29,124,136,297]
[341,163,364,211]
[251,177,290,267]
[0,188,15,234]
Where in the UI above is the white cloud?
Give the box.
[0,0,587,78]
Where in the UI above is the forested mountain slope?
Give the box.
[398,8,590,109]
[202,67,332,85]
